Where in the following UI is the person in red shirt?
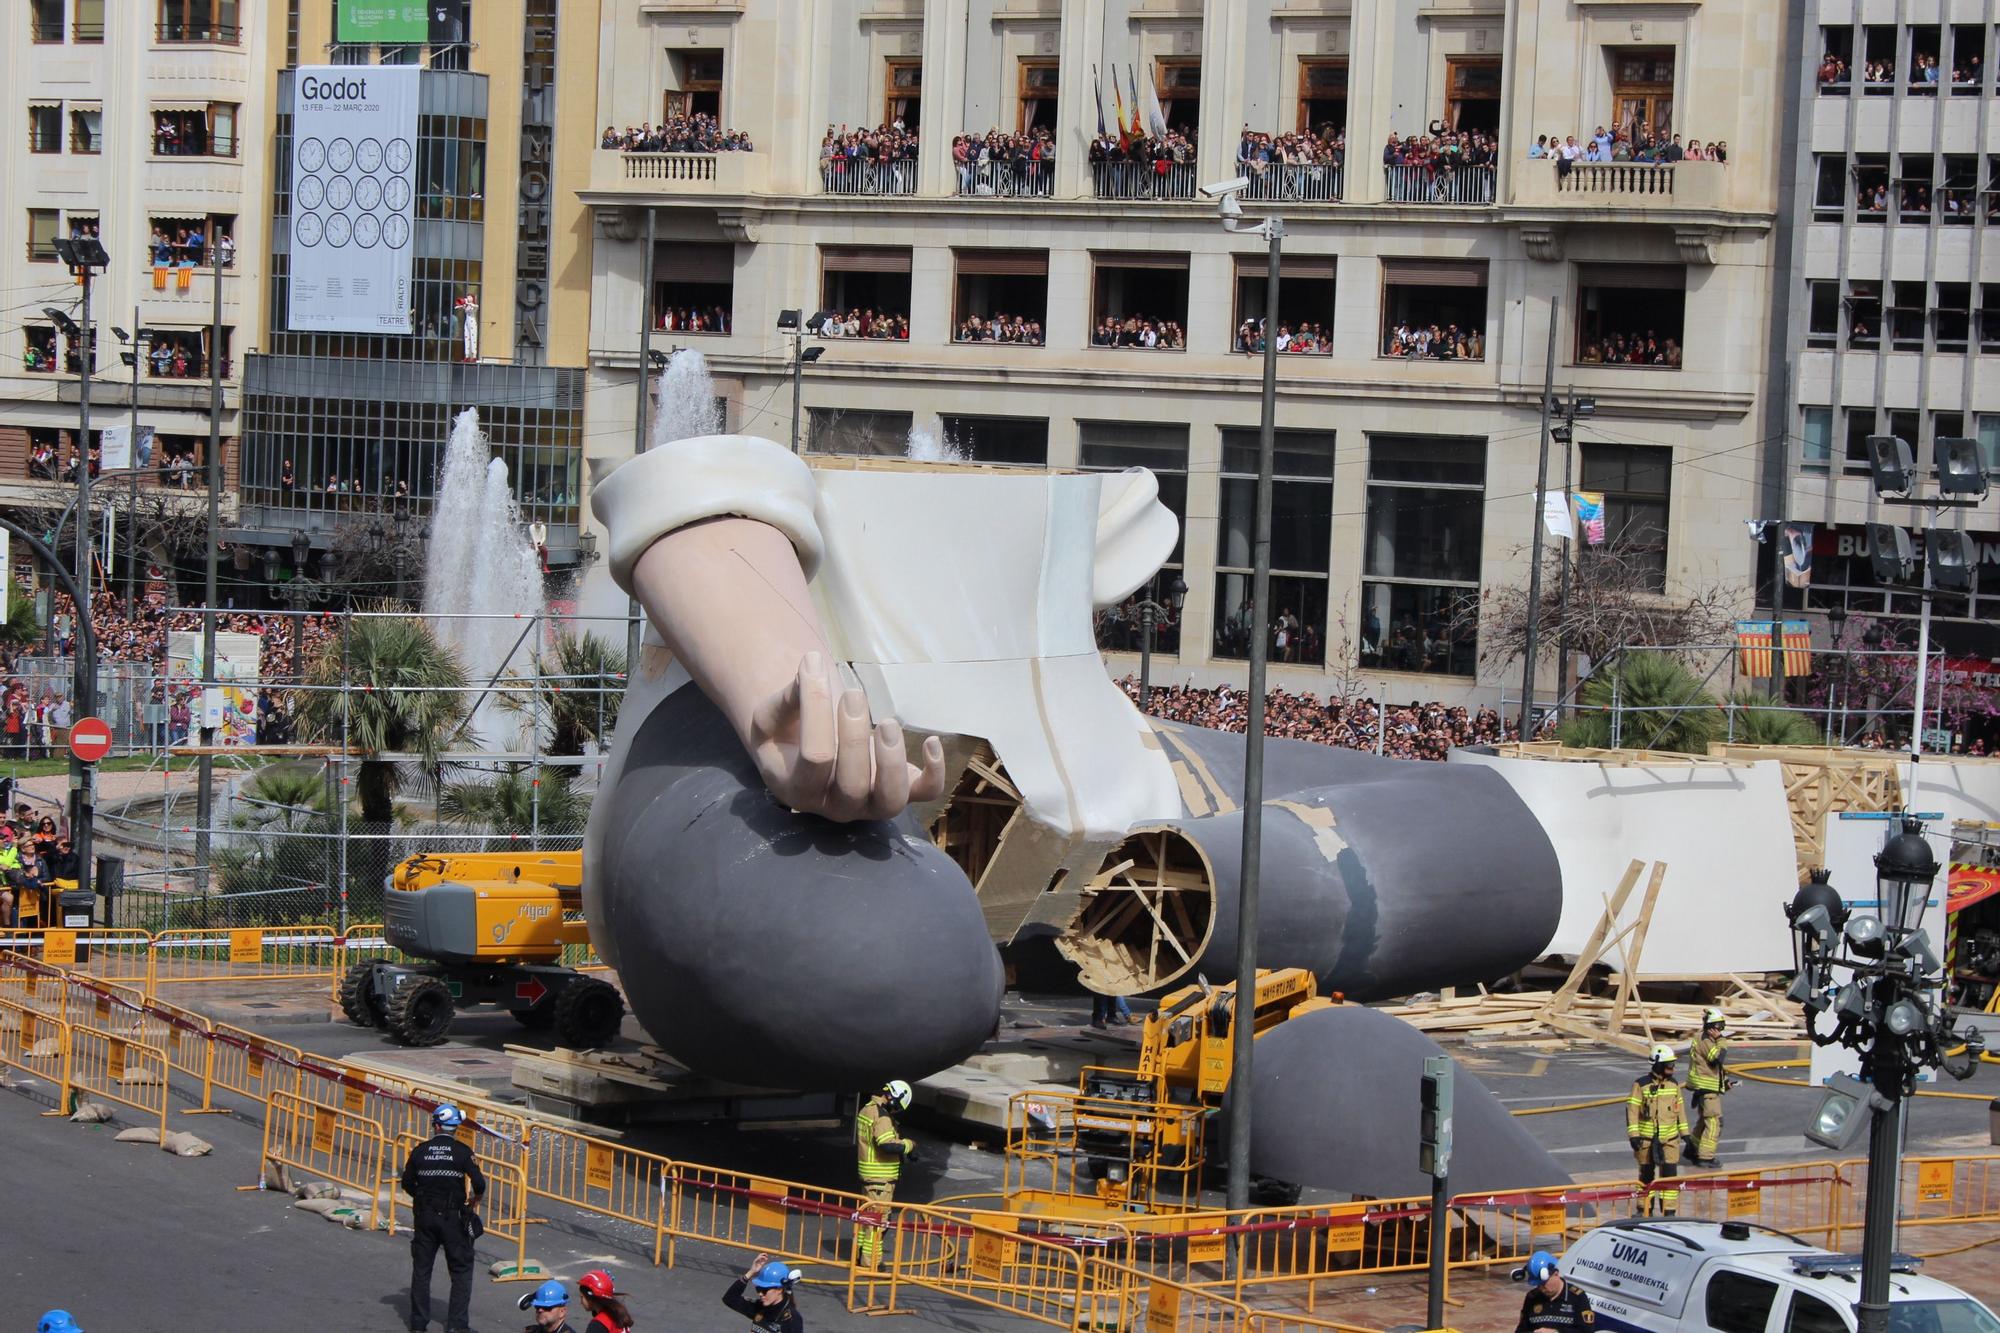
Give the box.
[576,1270,634,1330]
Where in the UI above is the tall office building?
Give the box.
[2,0,268,513]
[235,0,598,577]
[581,0,1788,707]
[1765,1,2000,733]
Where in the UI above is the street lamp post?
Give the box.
[1206,175,1283,1215]
[114,321,154,615]
[1827,606,1850,745]
[1784,820,1985,1333]
[1134,574,1188,712]
[777,310,829,454]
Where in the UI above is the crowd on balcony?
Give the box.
[1384,321,1485,360]
[1120,678,1520,761]
[1822,53,1984,88]
[1382,127,1500,202]
[1239,127,1347,171]
[953,129,1056,195]
[1087,128,1198,197]
[601,114,753,153]
[954,313,1046,345]
[820,123,920,190]
[1090,315,1187,349]
[1579,331,1683,367]
[149,226,234,270]
[655,306,731,334]
[816,309,910,340]
[1234,318,1331,354]
[22,332,57,374]
[1864,183,1984,219]
[1529,128,1725,166]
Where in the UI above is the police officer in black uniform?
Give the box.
[401,1101,487,1333]
[1516,1250,1595,1333]
[723,1252,804,1333]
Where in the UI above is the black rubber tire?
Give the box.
[553,977,624,1050]
[510,1002,556,1029]
[385,976,456,1047]
[337,963,387,1029]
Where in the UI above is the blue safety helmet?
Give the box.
[754,1260,799,1289]
[1526,1250,1559,1282]
[39,1312,84,1333]
[517,1279,569,1311]
[432,1102,465,1131]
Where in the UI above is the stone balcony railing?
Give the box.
[1510,159,1730,211]
[591,149,768,194]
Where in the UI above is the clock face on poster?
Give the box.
[296,175,325,211]
[356,137,384,173]
[386,138,413,173]
[326,175,355,211]
[293,213,323,247]
[382,214,410,249]
[325,213,352,249]
[384,177,412,211]
[296,136,326,173]
[356,176,383,211]
[354,214,382,249]
[327,137,354,172]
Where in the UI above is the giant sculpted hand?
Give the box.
[629,516,945,821]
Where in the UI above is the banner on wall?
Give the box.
[168,630,262,746]
[335,2,428,44]
[287,65,418,334]
[98,424,155,472]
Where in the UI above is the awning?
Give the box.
[1381,258,1487,287]
[1577,262,1686,291]
[1948,863,2000,914]
[1092,251,1190,270]
[654,242,735,284]
[1234,254,1336,281]
[152,101,215,114]
[955,249,1047,276]
[821,247,912,273]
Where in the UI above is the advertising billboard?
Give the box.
[287,65,419,334]
[335,2,430,44]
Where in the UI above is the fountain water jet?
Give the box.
[423,407,545,748]
[653,348,722,446]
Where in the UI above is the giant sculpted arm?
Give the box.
[593,436,945,822]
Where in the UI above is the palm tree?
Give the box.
[1721,689,1827,746]
[291,612,468,825]
[496,631,625,755]
[231,765,327,832]
[439,765,589,836]
[1559,651,1723,754]
[2,583,41,646]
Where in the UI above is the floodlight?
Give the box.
[1928,529,1975,592]
[1865,435,1914,496]
[1934,436,1988,498]
[1866,523,1915,584]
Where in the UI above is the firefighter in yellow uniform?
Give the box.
[1686,1009,1732,1168]
[855,1079,915,1270]
[1626,1044,1689,1216]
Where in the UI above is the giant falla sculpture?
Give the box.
[584,394,1564,1119]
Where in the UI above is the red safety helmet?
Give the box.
[577,1269,625,1300]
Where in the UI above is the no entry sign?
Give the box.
[69,716,113,763]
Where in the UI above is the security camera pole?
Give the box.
[1204,175,1283,1216]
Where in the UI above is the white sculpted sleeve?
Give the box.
[591,434,826,593]
[1091,468,1181,608]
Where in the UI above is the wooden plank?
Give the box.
[1608,863,1668,1035]
[1542,860,1645,1017]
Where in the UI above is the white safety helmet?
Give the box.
[1650,1043,1677,1067]
[882,1079,913,1112]
[1702,1007,1725,1028]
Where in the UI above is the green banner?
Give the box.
[336,1,429,43]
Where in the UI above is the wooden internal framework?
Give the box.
[927,743,1023,887]
[1056,826,1215,996]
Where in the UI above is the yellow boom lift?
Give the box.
[338,849,623,1049]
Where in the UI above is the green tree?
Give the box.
[439,764,588,836]
[1721,689,1827,746]
[2,583,42,645]
[230,765,327,832]
[291,612,469,824]
[497,631,625,755]
[1559,651,1724,754]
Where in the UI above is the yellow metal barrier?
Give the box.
[860,1202,1088,1327]
[0,992,71,1096]
[391,1130,531,1276]
[150,925,344,991]
[64,1019,169,1138]
[1005,1084,1210,1219]
[0,929,153,989]
[669,1158,872,1278]
[523,1121,674,1266]
[262,1089,392,1231]
[202,1021,311,1113]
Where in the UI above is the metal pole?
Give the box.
[337,614,351,934]
[1855,1093,1905,1333]
[1518,302,1559,741]
[790,337,804,454]
[72,260,97,905]
[194,244,223,898]
[1226,219,1282,1215]
[1139,600,1156,711]
[627,208,656,675]
[1908,515,1934,788]
[1426,1169,1450,1330]
[126,309,141,614]
[1554,398,1574,720]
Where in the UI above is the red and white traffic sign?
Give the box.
[69,715,113,763]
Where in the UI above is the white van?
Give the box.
[1557,1219,2000,1333]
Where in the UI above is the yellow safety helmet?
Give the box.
[1650,1043,1677,1066]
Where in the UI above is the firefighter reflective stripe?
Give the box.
[1687,1037,1728,1092]
[1626,1078,1688,1138]
[856,1102,903,1183]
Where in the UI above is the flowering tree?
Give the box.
[1797,617,2000,743]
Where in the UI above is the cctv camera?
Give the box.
[1218,194,1244,218]
[1200,176,1251,198]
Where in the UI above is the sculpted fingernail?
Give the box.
[803,650,823,676]
[841,692,866,719]
[881,720,903,745]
